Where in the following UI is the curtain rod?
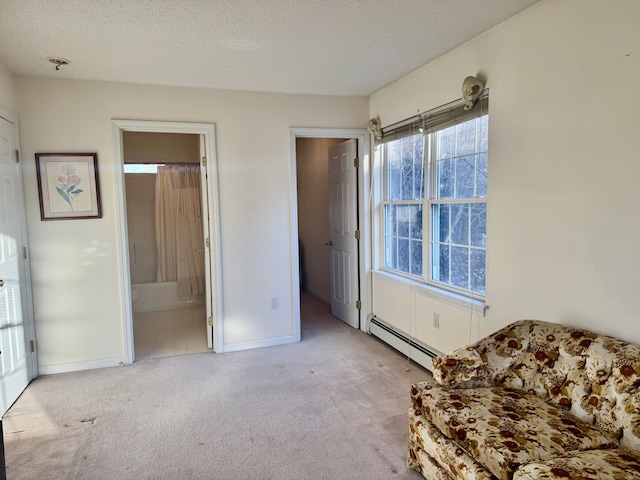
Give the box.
[381,90,489,133]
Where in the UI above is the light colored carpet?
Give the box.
[3,294,430,479]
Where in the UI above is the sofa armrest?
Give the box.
[432,346,490,388]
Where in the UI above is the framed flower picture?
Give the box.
[35,153,102,220]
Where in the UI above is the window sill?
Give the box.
[373,270,488,317]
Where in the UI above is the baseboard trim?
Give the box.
[38,357,126,375]
[223,335,299,353]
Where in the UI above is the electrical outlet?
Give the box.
[270,297,279,309]
[433,313,440,329]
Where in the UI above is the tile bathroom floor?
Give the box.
[133,306,210,360]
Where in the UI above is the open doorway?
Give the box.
[123,132,208,359]
[113,120,223,364]
[296,137,346,304]
[289,128,370,336]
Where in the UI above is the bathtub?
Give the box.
[131,281,206,313]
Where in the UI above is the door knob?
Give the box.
[0,279,4,288]
[325,240,333,246]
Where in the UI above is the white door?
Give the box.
[328,139,359,329]
[0,115,33,415]
[199,135,213,349]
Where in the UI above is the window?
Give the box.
[124,163,165,174]
[381,97,488,298]
[384,134,425,277]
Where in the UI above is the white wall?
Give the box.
[123,131,199,163]
[370,0,640,351]
[125,174,156,284]
[296,137,345,303]
[16,77,368,372]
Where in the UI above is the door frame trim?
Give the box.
[112,120,223,363]
[289,128,371,335]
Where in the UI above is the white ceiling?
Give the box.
[0,0,540,96]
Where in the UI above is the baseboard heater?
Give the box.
[369,316,441,372]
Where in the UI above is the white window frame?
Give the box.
[377,97,488,305]
[426,124,488,299]
[381,134,425,281]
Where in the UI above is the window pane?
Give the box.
[435,115,488,202]
[397,205,411,238]
[124,164,164,173]
[455,156,475,198]
[436,204,450,243]
[387,134,424,201]
[388,141,401,168]
[411,240,422,276]
[450,246,469,290]
[388,167,401,200]
[384,204,396,236]
[456,120,476,156]
[470,203,486,248]
[410,206,423,240]
[384,203,421,275]
[434,244,449,284]
[450,204,469,246]
[437,126,455,160]
[401,166,413,200]
[476,153,488,198]
[397,239,409,272]
[436,158,454,199]
[401,135,421,166]
[478,115,489,152]
[431,201,485,294]
[384,236,397,270]
[471,249,486,294]
[413,162,425,200]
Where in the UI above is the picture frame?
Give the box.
[35,153,102,220]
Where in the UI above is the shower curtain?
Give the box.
[155,165,205,296]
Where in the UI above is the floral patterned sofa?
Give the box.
[407,320,640,480]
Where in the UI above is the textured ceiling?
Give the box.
[0,0,540,96]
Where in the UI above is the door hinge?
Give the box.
[355,300,361,310]
[30,340,35,353]
[22,246,28,259]
[354,157,359,168]
[354,230,360,240]
[207,316,213,326]
[201,156,207,167]
[15,149,20,163]
[205,237,210,248]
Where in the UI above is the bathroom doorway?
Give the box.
[113,120,223,363]
[124,132,208,359]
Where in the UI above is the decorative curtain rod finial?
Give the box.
[462,76,485,110]
[367,117,382,141]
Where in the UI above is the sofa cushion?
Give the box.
[409,407,496,480]
[512,448,640,480]
[411,383,619,480]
